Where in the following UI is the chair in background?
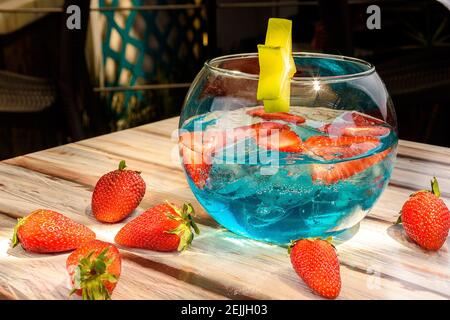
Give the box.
[96,0,207,130]
[0,0,104,160]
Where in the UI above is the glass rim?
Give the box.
[205,52,376,84]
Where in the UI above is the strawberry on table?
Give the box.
[247,107,305,125]
[11,209,95,253]
[311,148,391,184]
[66,240,121,300]
[397,177,450,251]
[289,238,341,299]
[92,160,146,223]
[115,202,200,252]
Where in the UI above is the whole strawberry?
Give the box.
[66,240,121,300]
[11,209,95,253]
[289,238,341,299]
[398,177,450,251]
[115,202,199,252]
[92,160,146,223]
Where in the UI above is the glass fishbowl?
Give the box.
[178,52,397,244]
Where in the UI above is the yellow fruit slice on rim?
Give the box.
[257,18,296,113]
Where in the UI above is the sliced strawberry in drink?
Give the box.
[342,112,384,126]
[341,126,390,137]
[304,135,380,160]
[243,121,291,138]
[311,148,391,185]
[180,144,211,189]
[179,131,215,189]
[321,112,391,137]
[257,129,304,153]
[247,107,306,125]
[321,123,390,137]
[305,136,380,148]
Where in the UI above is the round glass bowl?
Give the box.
[178,52,398,244]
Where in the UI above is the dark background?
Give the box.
[1,0,450,160]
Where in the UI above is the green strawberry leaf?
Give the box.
[70,247,117,300]
[431,177,441,198]
[118,160,127,170]
[395,213,402,225]
[11,216,27,248]
[189,216,200,235]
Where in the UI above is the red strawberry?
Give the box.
[289,238,341,299]
[115,202,200,252]
[66,240,121,300]
[257,129,304,152]
[92,160,146,223]
[397,177,450,251]
[311,148,391,184]
[11,209,95,253]
[247,107,306,124]
[305,135,380,160]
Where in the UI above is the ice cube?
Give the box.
[246,205,289,228]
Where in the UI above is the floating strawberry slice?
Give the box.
[247,107,305,125]
[239,121,291,138]
[341,126,390,137]
[180,144,211,189]
[236,121,302,152]
[304,135,380,160]
[342,112,384,126]
[321,123,390,137]
[179,132,214,189]
[311,148,391,184]
[257,129,304,153]
[180,122,301,186]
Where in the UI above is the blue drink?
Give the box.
[180,106,397,244]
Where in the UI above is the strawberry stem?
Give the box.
[431,177,441,198]
[287,240,297,254]
[118,160,127,171]
[165,202,200,251]
[70,247,117,300]
[11,216,27,248]
[287,237,335,254]
[395,213,402,225]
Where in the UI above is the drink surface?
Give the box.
[179,106,397,244]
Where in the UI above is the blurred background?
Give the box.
[0,0,449,160]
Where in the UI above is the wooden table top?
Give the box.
[0,116,449,300]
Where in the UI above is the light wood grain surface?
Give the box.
[0,117,449,300]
